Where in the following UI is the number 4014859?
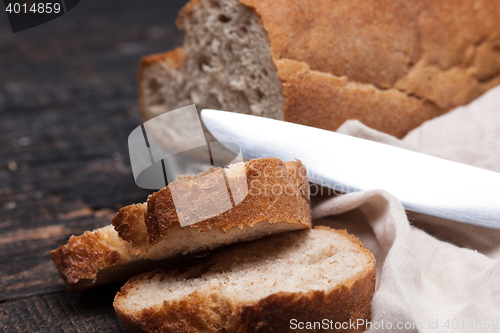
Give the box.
[444,319,498,330]
[5,2,61,14]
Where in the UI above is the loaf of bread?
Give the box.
[114,226,376,333]
[139,0,500,138]
[51,158,311,291]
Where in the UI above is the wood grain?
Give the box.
[0,286,127,332]
[0,0,188,331]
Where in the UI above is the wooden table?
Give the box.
[0,1,187,331]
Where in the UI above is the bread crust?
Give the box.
[114,227,376,333]
[50,226,142,292]
[239,0,500,111]
[143,158,311,244]
[150,0,500,138]
[275,59,442,138]
[238,229,375,333]
[141,48,185,69]
[112,203,148,245]
[238,271,375,333]
[51,228,122,284]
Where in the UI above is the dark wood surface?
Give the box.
[0,1,188,331]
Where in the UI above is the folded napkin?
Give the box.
[313,85,500,333]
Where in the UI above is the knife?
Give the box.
[200,109,500,229]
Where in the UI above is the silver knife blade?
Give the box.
[201,109,500,229]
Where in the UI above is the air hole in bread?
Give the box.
[236,26,248,38]
[218,14,231,23]
[255,88,264,100]
[198,54,212,71]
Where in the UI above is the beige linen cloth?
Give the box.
[313,85,500,333]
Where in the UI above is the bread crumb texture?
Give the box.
[114,226,376,333]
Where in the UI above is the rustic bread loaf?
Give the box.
[52,158,311,291]
[139,0,500,138]
[114,226,376,333]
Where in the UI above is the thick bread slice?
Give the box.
[140,0,500,138]
[114,226,376,333]
[113,157,311,260]
[52,158,310,291]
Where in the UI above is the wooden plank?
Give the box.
[0,0,192,329]
[0,100,152,213]
[0,207,117,301]
[0,0,186,111]
[0,287,127,332]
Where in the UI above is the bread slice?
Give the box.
[139,0,500,139]
[113,157,311,260]
[114,226,376,333]
[52,158,311,291]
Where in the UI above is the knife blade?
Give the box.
[200,109,500,229]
